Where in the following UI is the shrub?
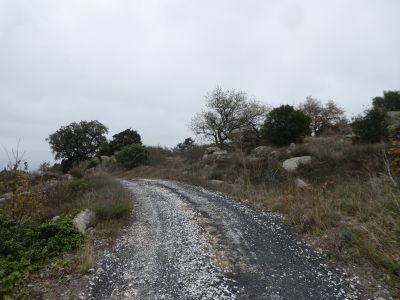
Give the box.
[372,90,400,111]
[115,144,148,169]
[0,214,84,297]
[109,128,142,153]
[261,105,311,146]
[352,108,389,143]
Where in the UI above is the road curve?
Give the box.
[81,179,360,300]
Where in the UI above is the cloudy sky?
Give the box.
[0,0,399,169]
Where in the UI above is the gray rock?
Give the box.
[251,146,274,157]
[73,209,96,233]
[294,178,310,189]
[269,150,280,158]
[52,215,61,221]
[282,156,313,172]
[2,192,13,200]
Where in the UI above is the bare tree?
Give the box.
[299,97,347,136]
[190,87,268,147]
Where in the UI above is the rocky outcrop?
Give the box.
[73,209,96,233]
[282,156,313,172]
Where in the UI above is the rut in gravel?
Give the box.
[80,179,361,300]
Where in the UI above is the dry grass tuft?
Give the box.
[77,243,96,274]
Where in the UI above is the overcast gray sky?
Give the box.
[1,0,399,169]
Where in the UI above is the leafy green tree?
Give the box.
[372,91,400,111]
[352,108,389,143]
[47,120,108,171]
[115,144,148,169]
[261,105,311,146]
[110,128,142,153]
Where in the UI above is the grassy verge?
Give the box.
[0,172,133,298]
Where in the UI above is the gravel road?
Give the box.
[81,179,361,300]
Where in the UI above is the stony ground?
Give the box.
[80,179,362,300]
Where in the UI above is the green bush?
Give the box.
[115,144,148,169]
[261,105,311,146]
[0,215,84,297]
[110,128,142,153]
[372,90,400,111]
[352,108,389,143]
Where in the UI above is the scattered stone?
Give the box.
[282,156,313,172]
[294,178,310,189]
[269,151,280,159]
[251,146,274,157]
[73,209,96,233]
[52,215,61,221]
[1,192,13,200]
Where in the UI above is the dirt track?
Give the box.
[81,179,360,299]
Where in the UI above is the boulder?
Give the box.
[294,178,310,189]
[251,146,274,157]
[73,209,96,233]
[282,156,313,172]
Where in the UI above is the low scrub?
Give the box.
[0,214,84,297]
[0,170,133,297]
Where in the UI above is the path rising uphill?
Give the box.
[82,179,360,300]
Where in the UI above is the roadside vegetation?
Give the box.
[118,89,400,298]
[0,155,132,298]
